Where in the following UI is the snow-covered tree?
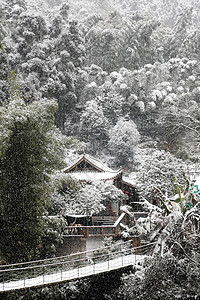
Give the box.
[72,183,106,216]
[108,117,140,166]
[117,201,200,300]
[49,173,81,216]
[51,178,105,217]
[0,50,10,104]
[164,7,194,59]
[79,99,110,150]
[136,147,187,204]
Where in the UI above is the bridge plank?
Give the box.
[0,254,146,292]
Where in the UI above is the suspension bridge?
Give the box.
[0,241,155,292]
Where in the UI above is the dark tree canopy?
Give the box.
[0,98,65,263]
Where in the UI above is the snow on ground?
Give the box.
[0,254,146,292]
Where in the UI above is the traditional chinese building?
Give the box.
[63,154,139,217]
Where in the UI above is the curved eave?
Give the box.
[70,171,122,182]
[121,179,137,188]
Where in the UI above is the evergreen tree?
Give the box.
[164,7,193,59]
[108,117,140,167]
[79,99,110,150]
[0,98,66,263]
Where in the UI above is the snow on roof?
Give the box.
[84,154,118,172]
[122,177,137,188]
[70,171,121,182]
[64,154,121,174]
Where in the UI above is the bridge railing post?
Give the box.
[43,267,45,284]
[93,260,95,274]
[61,263,63,280]
[23,268,25,288]
[78,254,80,278]
[2,273,4,291]
[3,274,4,291]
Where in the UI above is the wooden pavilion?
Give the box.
[63,154,139,216]
[62,154,147,240]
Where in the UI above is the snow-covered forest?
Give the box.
[0,0,200,299]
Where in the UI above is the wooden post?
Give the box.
[100,227,104,237]
[84,227,89,238]
[135,247,137,264]
[61,263,63,280]
[114,226,118,235]
[43,267,45,283]
[23,269,25,287]
[132,237,136,248]
[78,255,80,278]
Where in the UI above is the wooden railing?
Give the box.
[92,216,119,225]
[64,213,126,238]
[63,225,118,238]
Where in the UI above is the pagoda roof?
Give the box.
[63,154,122,182]
[122,177,137,188]
[70,171,122,182]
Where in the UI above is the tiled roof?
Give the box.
[70,171,122,182]
[64,154,122,174]
[122,177,137,188]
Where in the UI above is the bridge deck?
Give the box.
[0,241,156,292]
[0,254,146,292]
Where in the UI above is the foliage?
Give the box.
[79,99,110,150]
[108,117,140,166]
[72,183,106,216]
[118,254,200,300]
[1,0,200,276]
[117,203,200,300]
[49,173,81,215]
[95,181,127,204]
[0,50,10,104]
[40,215,67,258]
[1,0,200,164]
[0,98,66,263]
[50,177,106,217]
[86,9,161,72]
[164,7,194,59]
[136,146,187,204]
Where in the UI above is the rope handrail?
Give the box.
[0,240,132,269]
[0,242,157,291]
[0,242,156,273]
[0,249,133,273]
[0,245,153,274]
[65,225,117,228]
